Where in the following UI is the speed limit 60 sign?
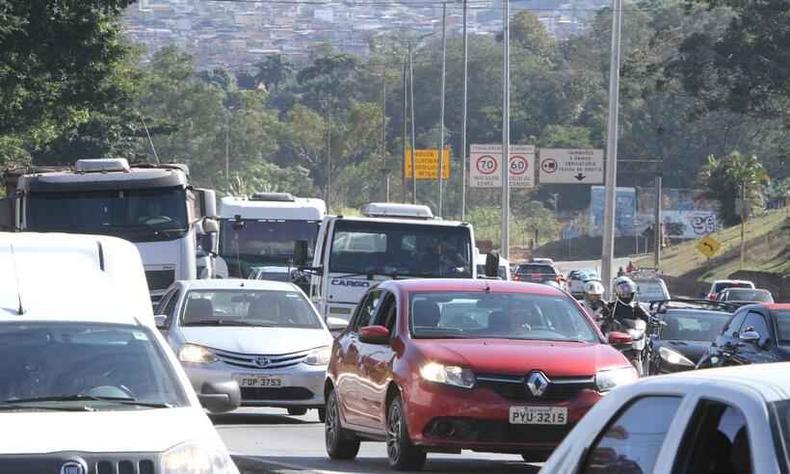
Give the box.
[469,144,535,188]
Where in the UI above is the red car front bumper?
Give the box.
[403,378,601,453]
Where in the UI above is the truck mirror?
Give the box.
[485,252,500,278]
[202,217,219,234]
[294,240,309,268]
[199,232,219,256]
[195,189,217,218]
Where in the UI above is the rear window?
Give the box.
[774,310,790,346]
[635,279,669,302]
[723,289,773,302]
[516,264,556,275]
[714,282,753,293]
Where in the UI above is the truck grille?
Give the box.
[213,348,311,370]
[476,374,595,401]
[0,453,157,474]
[145,269,175,291]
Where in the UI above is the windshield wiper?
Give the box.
[185,319,275,327]
[1,395,171,409]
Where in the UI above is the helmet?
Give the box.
[584,281,605,296]
[614,276,637,304]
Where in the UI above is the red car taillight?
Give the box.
[513,275,521,281]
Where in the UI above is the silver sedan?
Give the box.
[154,279,332,420]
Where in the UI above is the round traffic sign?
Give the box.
[475,155,498,175]
[541,158,558,174]
[510,155,529,175]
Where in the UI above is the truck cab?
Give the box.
[5,158,218,304]
[306,202,476,323]
[218,192,326,279]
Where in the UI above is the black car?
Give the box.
[648,299,734,375]
[698,303,790,368]
[513,263,562,285]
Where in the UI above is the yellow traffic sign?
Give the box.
[696,235,721,258]
[404,148,451,180]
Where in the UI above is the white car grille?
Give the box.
[213,348,311,369]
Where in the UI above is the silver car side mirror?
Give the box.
[154,314,168,329]
[739,330,760,343]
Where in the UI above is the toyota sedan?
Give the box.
[323,279,636,470]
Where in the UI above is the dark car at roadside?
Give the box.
[697,303,790,369]
[513,263,563,286]
[647,300,733,375]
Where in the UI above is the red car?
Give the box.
[323,279,637,470]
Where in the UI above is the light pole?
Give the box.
[438,1,448,217]
[407,32,435,205]
[460,0,469,220]
[501,0,511,259]
[601,0,624,296]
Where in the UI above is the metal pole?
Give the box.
[740,180,746,269]
[501,0,511,259]
[326,105,332,209]
[225,114,230,193]
[461,0,469,221]
[654,174,662,268]
[601,0,623,296]
[401,58,408,202]
[409,43,417,204]
[438,1,447,218]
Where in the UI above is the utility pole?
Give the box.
[401,58,408,202]
[654,174,662,268]
[501,0,511,259]
[740,179,746,269]
[380,71,388,202]
[438,1,447,218]
[325,105,332,209]
[225,113,230,193]
[601,0,623,296]
[409,43,417,204]
[461,0,469,220]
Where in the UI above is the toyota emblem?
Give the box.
[526,371,549,397]
[60,461,87,474]
[254,357,270,368]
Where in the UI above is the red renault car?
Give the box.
[324,279,637,470]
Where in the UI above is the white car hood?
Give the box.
[0,407,217,454]
[181,327,332,354]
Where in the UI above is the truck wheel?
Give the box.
[386,395,426,471]
[325,389,360,460]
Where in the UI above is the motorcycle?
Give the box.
[604,316,662,376]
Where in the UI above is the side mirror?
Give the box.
[202,217,219,234]
[197,380,241,413]
[359,325,390,345]
[739,330,760,344]
[294,240,309,268]
[154,314,168,329]
[326,316,349,332]
[199,232,219,256]
[195,188,217,218]
[485,252,500,278]
[607,331,633,348]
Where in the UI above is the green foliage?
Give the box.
[698,151,769,225]
[467,202,561,247]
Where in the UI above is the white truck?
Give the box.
[218,192,326,279]
[2,158,219,304]
[296,202,483,324]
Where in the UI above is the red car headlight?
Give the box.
[420,362,476,389]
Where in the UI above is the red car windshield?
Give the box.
[409,292,598,343]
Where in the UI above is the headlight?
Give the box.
[304,346,331,366]
[419,362,476,389]
[658,347,694,367]
[161,439,239,474]
[178,344,217,364]
[595,367,638,393]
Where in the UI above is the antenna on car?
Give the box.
[9,244,25,315]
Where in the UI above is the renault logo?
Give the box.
[526,371,550,397]
[254,357,270,368]
[60,461,87,474]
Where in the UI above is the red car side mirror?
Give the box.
[607,331,633,347]
[359,325,390,345]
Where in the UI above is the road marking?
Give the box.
[235,455,335,474]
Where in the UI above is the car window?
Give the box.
[742,312,770,345]
[374,293,397,335]
[351,289,382,331]
[181,289,321,329]
[162,289,181,327]
[774,310,790,346]
[673,400,752,474]
[723,312,747,337]
[581,396,682,473]
[661,310,730,342]
[516,264,556,275]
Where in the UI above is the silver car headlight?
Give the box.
[304,346,331,366]
[178,344,218,364]
[658,346,694,367]
[419,362,476,389]
[595,367,638,393]
[161,439,239,474]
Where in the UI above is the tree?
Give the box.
[698,152,769,225]
[253,55,293,93]
[507,10,554,60]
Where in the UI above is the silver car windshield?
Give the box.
[0,322,187,410]
[181,289,322,329]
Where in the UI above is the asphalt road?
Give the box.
[216,408,541,474]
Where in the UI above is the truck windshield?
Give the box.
[220,219,320,278]
[0,322,187,410]
[26,187,188,243]
[329,220,472,278]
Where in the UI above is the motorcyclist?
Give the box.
[604,276,650,332]
[580,280,609,325]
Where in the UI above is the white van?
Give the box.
[0,233,240,473]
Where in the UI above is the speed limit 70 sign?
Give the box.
[469,144,535,188]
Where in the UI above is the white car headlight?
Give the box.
[419,362,476,389]
[178,344,218,364]
[595,367,638,393]
[658,346,694,367]
[161,439,239,474]
[304,346,331,366]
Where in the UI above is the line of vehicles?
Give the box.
[1,159,787,472]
